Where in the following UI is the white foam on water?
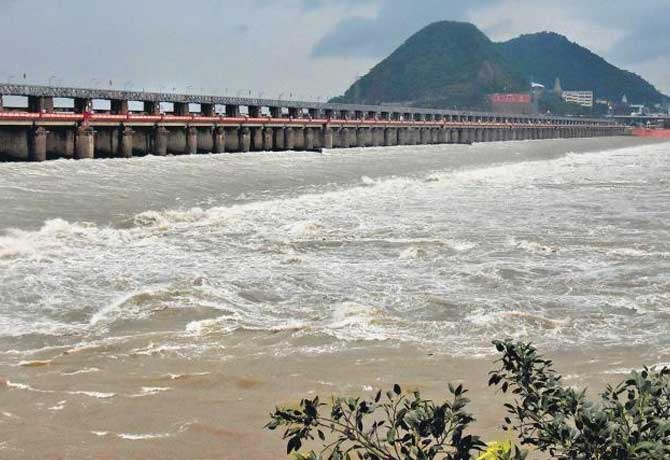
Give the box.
[68,390,116,399]
[448,240,477,252]
[361,175,377,186]
[510,238,560,254]
[117,432,172,441]
[0,232,37,259]
[48,400,67,411]
[320,301,410,343]
[0,140,669,357]
[128,387,172,398]
[164,372,211,380]
[285,220,324,237]
[601,364,670,376]
[5,381,53,394]
[17,359,52,367]
[606,247,670,258]
[91,421,193,441]
[399,246,428,260]
[133,207,210,229]
[127,341,214,358]
[89,284,177,327]
[61,367,101,376]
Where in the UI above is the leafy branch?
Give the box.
[266,384,486,460]
[489,339,670,460]
[267,340,670,460]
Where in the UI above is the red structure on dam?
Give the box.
[631,128,670,138]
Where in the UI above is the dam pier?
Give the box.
[0,84,624,161]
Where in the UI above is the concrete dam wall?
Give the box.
[0,83,624,161]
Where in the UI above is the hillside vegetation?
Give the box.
[499,31,666,106]
[332,21,668,110]
[331,21,527,110]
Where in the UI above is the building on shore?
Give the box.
[553,78,563,95]
[489,93,534,114]
[561,90,594,108]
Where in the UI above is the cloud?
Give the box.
[606,6,670,65]
[473,0,670,68]
[470,1,626,56]
[0,0,373,98]
[0,0,667,98]
[300,0,376,11]
[310,0,497,58]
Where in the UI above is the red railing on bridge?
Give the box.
[0,110,611,128]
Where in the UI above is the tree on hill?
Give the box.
[331,21,527,110]
[536,92,592,116]
[498,31,667,107]
[332,22,668,111]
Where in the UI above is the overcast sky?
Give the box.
[1,0,668,99]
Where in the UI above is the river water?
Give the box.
[0,137,669,459]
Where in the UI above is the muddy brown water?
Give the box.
[1,137,669,459]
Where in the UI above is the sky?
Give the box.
[0,0,668,100]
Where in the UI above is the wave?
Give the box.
[89,285,184,327]
[90,421,193,441]
[509,238,560,254]
[399,246,428,260]
[128,387,172,398]
[61,367,101,376]
[91,431,172,441]
[5,378,177,401]
[68,390,116,399]
[5,381,53,393]
[0,140,668,355]
[17,359,52,367]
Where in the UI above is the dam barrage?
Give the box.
[0,83,623,161]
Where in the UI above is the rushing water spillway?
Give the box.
[1,137,669,459]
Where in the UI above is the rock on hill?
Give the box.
[330,21,527,110]
[332,22,667,109]
[498,32,666,106]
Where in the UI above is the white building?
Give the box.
[561,90,594,108]
[629,104,645,115]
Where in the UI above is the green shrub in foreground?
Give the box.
[490,340,670,460]
[267,340,670,460]
[266,382,486,460]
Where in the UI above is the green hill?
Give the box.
[498,32,667,106]
[332,22,668,110]
[330,21,527,110]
